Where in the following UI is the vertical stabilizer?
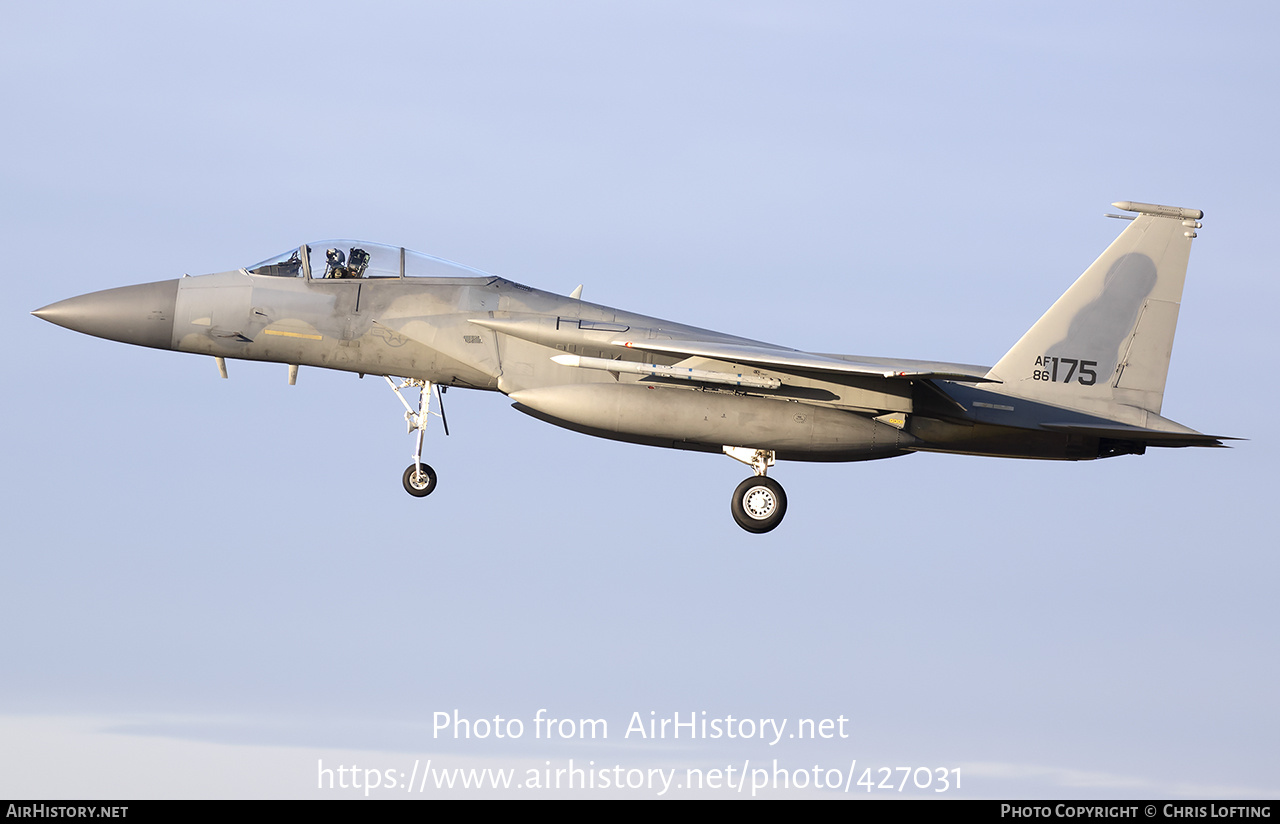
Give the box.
[986,201,1202,420]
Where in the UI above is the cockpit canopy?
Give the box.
[246,241,493,280]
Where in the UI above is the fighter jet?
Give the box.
[33,200,1227,533]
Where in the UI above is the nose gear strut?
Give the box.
[386,377,449,497]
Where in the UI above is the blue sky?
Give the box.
[2,2,1276,798]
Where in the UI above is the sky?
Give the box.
[2,1,1276,799]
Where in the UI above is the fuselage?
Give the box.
[36,252,1135,464]
[31,205,1225,533]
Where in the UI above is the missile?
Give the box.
[551,353,782,389]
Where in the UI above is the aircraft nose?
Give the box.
[33,279,180,350]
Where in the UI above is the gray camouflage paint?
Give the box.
[32,202,1226,529]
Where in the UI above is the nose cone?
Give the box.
[33,279,179,350]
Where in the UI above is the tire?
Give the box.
[402,463,438,497]
[730,476,787,533]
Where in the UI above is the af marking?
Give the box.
[1032,356,1097,385]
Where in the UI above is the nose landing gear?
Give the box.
[387,376,448,498]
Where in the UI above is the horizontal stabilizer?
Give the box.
[1039,422,1232,447]
[612,339,998,383]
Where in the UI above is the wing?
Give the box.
[465,316,995,386]
[611,338,998,383]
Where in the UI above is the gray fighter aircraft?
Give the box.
[33,200,1226,533]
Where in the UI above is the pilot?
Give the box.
[347,247,370,278]
[325,247,349,279]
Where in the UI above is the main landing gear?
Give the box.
[386,376,448,498]
[724,447,787,534]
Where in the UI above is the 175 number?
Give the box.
[1032,356,1097,385]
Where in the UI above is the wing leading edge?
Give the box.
[612,339,999,383]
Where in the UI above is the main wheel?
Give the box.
[402,463,438,497]
[731,476,787,533]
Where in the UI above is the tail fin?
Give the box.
[986,201,1203,419]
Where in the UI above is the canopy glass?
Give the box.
[246,241,493,280]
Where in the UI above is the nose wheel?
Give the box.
[403,463,438,497]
